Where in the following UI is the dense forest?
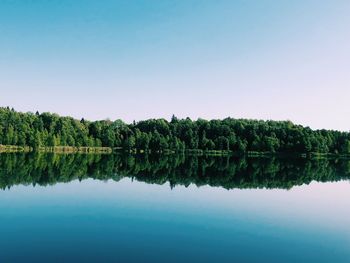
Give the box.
[0,153,349,190]
[1,107,350,154]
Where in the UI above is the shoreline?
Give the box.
[1,144,350,158]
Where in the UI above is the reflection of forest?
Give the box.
[0,153,350,190]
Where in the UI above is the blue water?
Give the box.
[0,178,349,262]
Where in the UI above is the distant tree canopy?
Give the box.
[1,107,350,154]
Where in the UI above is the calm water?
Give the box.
[0,153,349,262]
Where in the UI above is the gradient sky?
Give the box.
[0,0,349,130]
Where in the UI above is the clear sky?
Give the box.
[0,0,349,130]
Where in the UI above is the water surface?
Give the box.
[0,153,349,262]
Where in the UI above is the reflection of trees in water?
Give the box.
[0,153,350,190]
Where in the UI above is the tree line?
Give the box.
[1,106,350,154]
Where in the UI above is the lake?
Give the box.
[0,153,349,262]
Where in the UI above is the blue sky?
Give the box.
[0,0,349,130]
